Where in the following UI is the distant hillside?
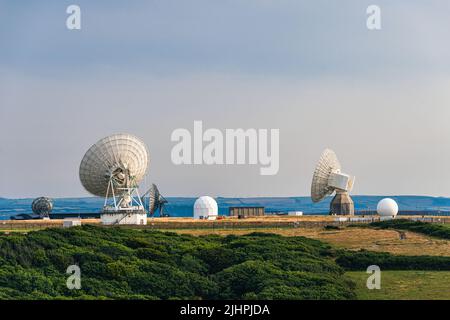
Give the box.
[1,195,450,219]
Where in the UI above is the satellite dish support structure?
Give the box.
[79,134,149,225]
[103,173,145,213]
[311,149,355,216]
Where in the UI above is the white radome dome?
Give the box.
[193,196,218,220]
[377,198,399,217]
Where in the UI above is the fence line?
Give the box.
[0,216,449,232]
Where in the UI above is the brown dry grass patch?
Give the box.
[172,227,450,256]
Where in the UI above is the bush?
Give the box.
[336,250,450,271]
[0,226,354,300]
[369,219,450,239]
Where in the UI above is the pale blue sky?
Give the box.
[2,1,450,198]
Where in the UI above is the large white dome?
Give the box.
[377,198,399,217]
[193,196,218,220]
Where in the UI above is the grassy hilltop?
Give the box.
[0,220,449,300]
[347,271,450,300]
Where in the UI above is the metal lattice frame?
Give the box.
[103,175,144,212]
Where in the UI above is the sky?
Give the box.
[2,0,450,198]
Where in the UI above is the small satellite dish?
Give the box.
[32,197,53,218]
[311,149,355,215]
[141,184,169,217]
[79,133,149,216]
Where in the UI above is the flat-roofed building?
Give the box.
[63,218,82,228]
[229,207,265,217]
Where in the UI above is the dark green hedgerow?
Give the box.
[0,226,355,300]
[335,219,450,271]
[335,250,450,271]
[368,219,450,240]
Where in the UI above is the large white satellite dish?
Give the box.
[311,149,355,215]
[79,133,149,215]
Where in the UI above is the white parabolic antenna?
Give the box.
[79,133,149,213]
[311,149,355,215]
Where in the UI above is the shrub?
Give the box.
[0,226,354,300]
[369,219,450,239]
[336,250,450,271]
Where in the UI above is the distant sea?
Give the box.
[1,196,450,220]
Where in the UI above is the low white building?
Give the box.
[380,216,395,221]
[63,218,82,228]
[349,217,374,223]
[101,212,147,225]
[288,211,303,216]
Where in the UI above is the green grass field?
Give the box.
[346,271,450,300]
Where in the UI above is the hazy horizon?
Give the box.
[3,194,450,201]
[2,1,450,198]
